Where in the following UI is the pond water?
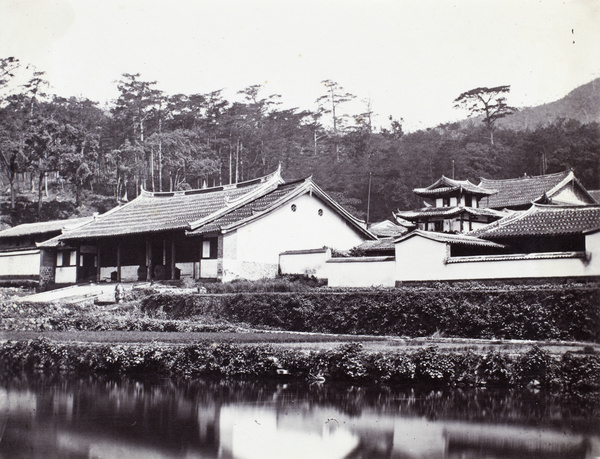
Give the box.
[0,376,598,459]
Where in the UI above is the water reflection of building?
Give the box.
[217,403,599,459]
[218,405,360,459]
[0,383,598,459]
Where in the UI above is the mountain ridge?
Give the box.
[496,77,600,130]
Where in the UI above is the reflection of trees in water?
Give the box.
[2,374,598,426]
[0,374,598,458]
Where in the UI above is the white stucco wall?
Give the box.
[0,249,40,277]
[222,193,367,282]
[395,231,600,283]
[279,248,331,278]
[55,266,77,284]
[395,236,448,282]
[327,256,396,287]
[199,259,218,278]
[100,265,140,282]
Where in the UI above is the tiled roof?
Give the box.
[0,217,93,239]
[588,190,600,204]
[414,176,496,197]
[469,204,600,238]
[60,169,374,241]
[188,179,308,235]
[63,172,282,239]
[368,219,410,237]
[395,206,506,220]
[356,238,396,252]
[478,170,572,209]
[395,229,505,248]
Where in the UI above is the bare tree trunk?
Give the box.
[158,137,163,192]
[150,144,155,192]
[37,170,44,216]
[158,111,163,192]
[1,152,17,209]
[9,174,15,209]
[235,138,240,183]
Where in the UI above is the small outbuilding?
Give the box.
[0,217,93,286]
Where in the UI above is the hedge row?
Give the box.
[0,338,598,393]
[0,299,237,332]
[141,286,600,342]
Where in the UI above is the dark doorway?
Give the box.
[78,252,97,282]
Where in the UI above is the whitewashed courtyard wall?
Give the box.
[279,248,331,278]
[395,231,600,283]
[0,249,40,278]
[327,256,396,287]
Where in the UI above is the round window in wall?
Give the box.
[291,204,297,212]
[318,208,323,216]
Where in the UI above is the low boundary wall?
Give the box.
[279,248,331,279]
[326,256,396,287]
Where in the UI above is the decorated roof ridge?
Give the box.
[395,205,507,219]
[0,216,94,238]
[531,202,600,209]
[140,164,283,198]
[467,203,600,238]
[186,169,285,230]
[413,175,497,197]
[478,169,571,186]
[394,229,505,248]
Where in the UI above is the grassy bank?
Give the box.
[140,283,600,342]
[1,282,599,394]
[2,282,598,342]
[0,338,598,395]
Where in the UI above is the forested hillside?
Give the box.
[496,78,600,130]
[1,57,599,229]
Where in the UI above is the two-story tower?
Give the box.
[395,176,505,233]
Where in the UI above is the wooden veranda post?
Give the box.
[146,240,152,281]
[96,244,101,282]
[116,241,122,282]
[170,238,176,279]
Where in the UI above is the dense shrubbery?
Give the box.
[141,284,600,342]
[192,276,327,293]
[0,298,238,332]
[3,283,597,341]
[0,338,598,394]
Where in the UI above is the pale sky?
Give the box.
[1,0,599,131]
